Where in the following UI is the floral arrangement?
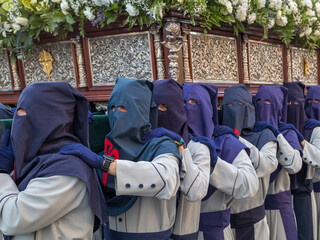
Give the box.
[0,0,320,60]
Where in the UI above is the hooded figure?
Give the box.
[304,85,320,240]
[222,84,277,240]
[254,85,302,240]
[153,79,190,143]
[183,82,258,240]
[99,77,181,240]
[0,82,107,240]
[284,81,320,240]
[153,79,210,240]
[305,85,320,121]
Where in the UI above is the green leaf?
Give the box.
[0,0,9,4]
[107,15,116,25]
[66,14,75,24]
[21,0,36,11]
[2,1,13,11]
[52,12,65,23]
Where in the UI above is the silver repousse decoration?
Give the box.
[242,34,249,82]
[291,47,318,85]
[287,45,292,82]
[190,33,238,83]
[71,36,87,87]
[149,25,165,80]
[247,41,283,84]
[23,42,77,87]
[163,22,183,81]
[89,33,153,86]
[0,51,12,90]
[181,24,192,82]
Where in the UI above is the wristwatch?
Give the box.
[101,154,115,173]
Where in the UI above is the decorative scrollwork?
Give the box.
[190,33,238,83]
[292,47,317,85]
[89,33,153,85]
[0,51,12,90]
[248,41,283,84]
[24,42,77,86]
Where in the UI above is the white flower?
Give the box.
[178,0,183,3]
[239,0,248,7]
[288,0,298,14]
[84,6,95,21]
[276,16,288,26]
[60,0,69,15]
[11,23,21,32]
[236,6,247,21]
[301,0,312,9]
[276,10,282,19]
[284,6,291,14]
[314,30,320,37]
[93,0,102,6]
[51,0,61,3]
[267,18,275,29]
[316,2,320,17]
[305,27,312,36]
[126,3,139,16]
[299,31,305,37]
[0,22,10,37]
[232,0,239,5]
[306,10,315,17]
[293,14,302,25]
[225,1,232,13]
[247,12,256,24]
[15,17,28,26]
[148,3,165,20]
[219,0,228,6]
[269,0,282,11]
[257,0,265,8]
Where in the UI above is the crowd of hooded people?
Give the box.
[0,78,319,240]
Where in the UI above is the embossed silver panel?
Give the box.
[190,32,239,83]
[247,41,283,84]
[89,33,153,86]
[23,42,77,87]
[0,51,12,90]
[291,47,318,85]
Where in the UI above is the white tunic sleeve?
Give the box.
[209,149,259,199]
[0,174,88,235]
[276,134,302,174]
[115,153,180,200]
[179,140,210,202]
[239,137,278,178]
[303,127,320,168]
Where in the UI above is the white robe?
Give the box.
[231,138,278,240]
[0,174,95,240]
[172,141,210,238]
[198,149,259,240]
[108,153,180,234]
[265,133,302,240]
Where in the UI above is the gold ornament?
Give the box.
[39,50,54,80]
